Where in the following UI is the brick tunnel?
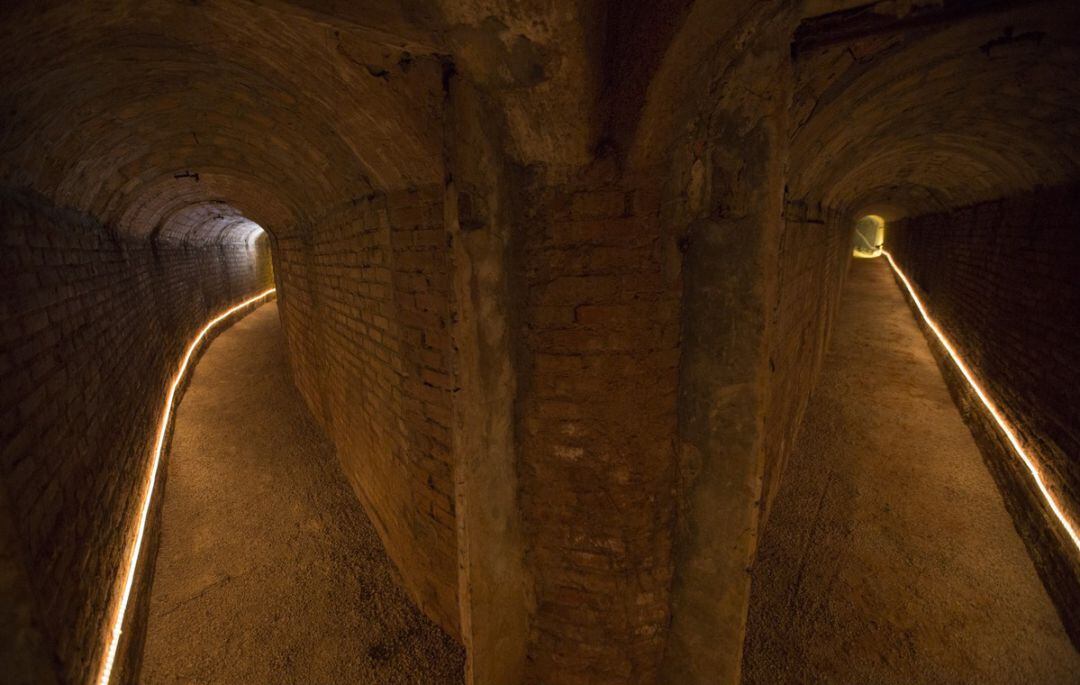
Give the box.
[1,1,1078,684]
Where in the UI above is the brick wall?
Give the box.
[517,181,680,684]
[760,205,851,524]
[887,183,1080,642]
[509,178,853,682]
[273,185,460,637]
[0,189,273,683]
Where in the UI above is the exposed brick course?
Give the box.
[887,184,1080,643]
[0,189,273,683]
[761,205,852,524]
[274,185,460,637]
[518,180,679,684]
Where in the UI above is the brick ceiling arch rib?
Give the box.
[817,132,1051,215]
[624,1,802,170]
[152,201,263,245]
[111,171,294,244]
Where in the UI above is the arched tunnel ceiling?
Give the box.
[4,0,1077,240]
[0,0,615,246]
[0,0,446,243]
[788,1,1080,217]
[153,201,265,245]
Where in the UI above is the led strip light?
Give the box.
[96,287,276,685]
[882,250,1080,553]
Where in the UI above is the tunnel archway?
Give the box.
[1,3,458,683]
[626,1,1080,681]
[775,0,1080,666]
[786,4,1080,217]
[852,214,885,257]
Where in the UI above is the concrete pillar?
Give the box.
[444,80,532,685]
[661,26,795,685]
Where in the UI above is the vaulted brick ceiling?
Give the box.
[0,1,447,243]
[788,3,1080,217]
[3,1,1078,243]
[0,0,621,246]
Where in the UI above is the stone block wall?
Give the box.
[886,184,1080,642]
[273,185,460,637]
[0,189,273,683]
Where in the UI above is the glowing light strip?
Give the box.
[96,287,276,685]
[882,250,1080,553]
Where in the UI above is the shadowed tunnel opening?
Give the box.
[2,1,1079,684]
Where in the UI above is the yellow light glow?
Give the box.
[882,250,1080,553]
[96,288,276,685]
[853,215,886,258]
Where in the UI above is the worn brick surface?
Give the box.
[0,190,272,684]
[888,184,1080,642]
[518,181,679,684]
[274,186,460,637]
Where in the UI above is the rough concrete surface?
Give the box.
[141,302,464,684]
[742,257,1080,684]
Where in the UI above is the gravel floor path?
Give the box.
[742,257,1079,684]
[142,302,464,684]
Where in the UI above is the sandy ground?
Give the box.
[742,257,1080,684]
[141,303,464,684]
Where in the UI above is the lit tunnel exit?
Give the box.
[852,214,885,258]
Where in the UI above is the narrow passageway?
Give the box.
[742,258,1080,684]
[141,303,464,684]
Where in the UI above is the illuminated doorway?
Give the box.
[853,215,885,258]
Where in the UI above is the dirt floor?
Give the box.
[742,257,1080,684]
[141,302,464,684]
